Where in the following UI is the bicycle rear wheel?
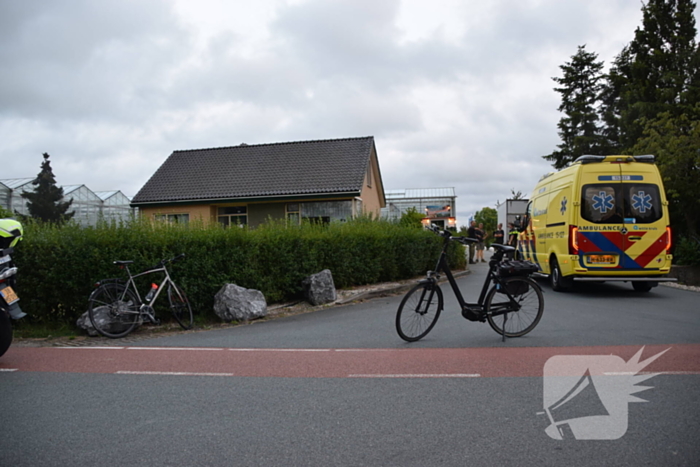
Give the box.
[168,283,193,330]
[485,276,543,337]
[88,283,141,338]
[396,282,443,342]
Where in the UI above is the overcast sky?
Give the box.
[2,0,695,225]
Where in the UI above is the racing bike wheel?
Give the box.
[88,282,141,338]
[168,283,193,330]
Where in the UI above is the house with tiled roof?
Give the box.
[130,136,386,227]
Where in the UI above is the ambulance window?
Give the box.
[581,185,623,224]
[623,184,662,224]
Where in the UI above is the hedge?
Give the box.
[11,218,465,328]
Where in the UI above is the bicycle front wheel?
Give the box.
[88,283,141,338]
[396,282,443,342]
[485,276,543,337]
[168,283,193,330]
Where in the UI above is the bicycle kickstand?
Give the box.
[501,313,507,342]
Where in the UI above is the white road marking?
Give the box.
[55,346,125,350]
[51,347,406,352]
[348,373,481,378]
[228,348,331,352]
[126,347,224,351]
[604,371,698,376]
[0,368,18,372]
[116,371,234,377]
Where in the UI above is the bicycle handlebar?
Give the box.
[159,253,186,267]
[428,224,477,244]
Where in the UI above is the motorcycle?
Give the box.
[0,219,25,358]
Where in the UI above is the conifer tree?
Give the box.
[21,153,74,224]
[632,109,700,236]
[544,45,606,169]
[601,0,700,151]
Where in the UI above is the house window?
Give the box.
[366,162,372,188]
[286,203,300,224]
[154,213,189,224]
[218,206,247,227]
[301,201,353,223]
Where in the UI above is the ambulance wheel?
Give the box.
[632,281,653,292]
[550,257,573,292]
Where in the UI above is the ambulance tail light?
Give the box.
[569,225,579,255]
[666,226,672,253]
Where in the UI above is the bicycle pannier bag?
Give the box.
[497,260,538,277]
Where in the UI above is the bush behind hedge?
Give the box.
[12,218,465,328]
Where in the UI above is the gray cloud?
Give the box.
[1,0,694,224]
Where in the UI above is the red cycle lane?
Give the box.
[2,344,699,378]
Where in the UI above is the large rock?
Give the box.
[214,284,267,322]
[302,269,337,306]
[77,302,141,337]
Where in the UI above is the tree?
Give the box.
[510,188,526,200]
[21,153,74,224]
[474,207,497,244]
[601,0,700,151]
[549,1,700,237]
[399,207,424,228]
[632,108,700,236]
[544,45,607,169]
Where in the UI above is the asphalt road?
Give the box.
[1,261,699,466]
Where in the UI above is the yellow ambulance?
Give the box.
[517,155,674,292]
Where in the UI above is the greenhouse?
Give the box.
[95,191,135,223]
[381,187,458,230]
[0,179,133,226]
[0,178,35,216]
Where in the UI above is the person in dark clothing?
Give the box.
[493,223,505,245]
[476,223,488,262]
[467,220,477,264]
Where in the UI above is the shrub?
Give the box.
[11,218,464,328]
[674,235,700,267]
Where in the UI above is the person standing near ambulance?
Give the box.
[467,221,477,264]
[508,223,519,246]
[493,223,505,245]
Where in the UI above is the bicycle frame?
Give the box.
[426,231,522,321]
[121,264,174,307]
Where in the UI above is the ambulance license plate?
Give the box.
[0,286,19,305]
[587,255,616,265]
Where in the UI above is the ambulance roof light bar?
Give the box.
[574,154,656,164]
[632,154,656,163]
[575,155,606,164]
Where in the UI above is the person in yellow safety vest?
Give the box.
[507,223,519,247]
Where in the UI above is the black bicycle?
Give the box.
[88,254,193,338]
[396,225,544,342]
